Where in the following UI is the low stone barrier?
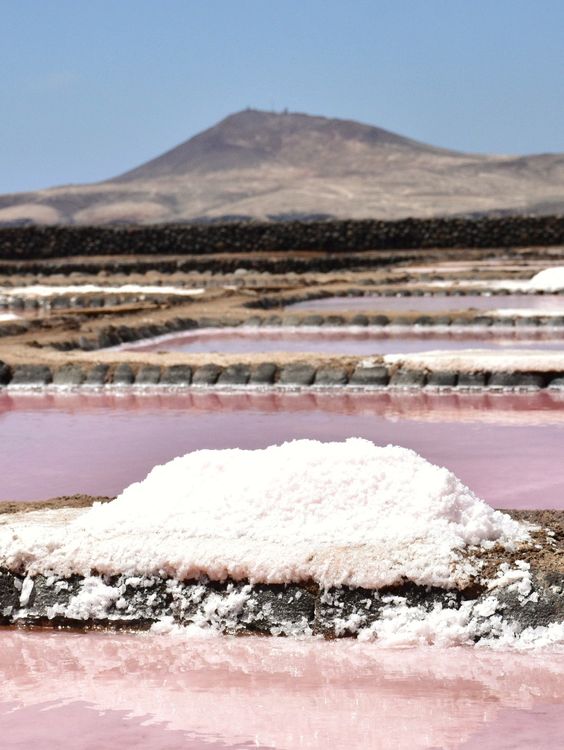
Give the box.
[41,311,564,354]
[2,360,564,391]
[2,216,564,260]
[0,565,561,639]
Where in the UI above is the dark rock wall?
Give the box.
[1,216,564,260]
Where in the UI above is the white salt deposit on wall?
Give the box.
[403,266,564,294]
[0,439,529,589]
[385,349,564,373]
[0,284,204,298]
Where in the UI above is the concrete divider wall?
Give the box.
[1,216,564,259]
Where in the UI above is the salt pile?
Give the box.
[0,439,528,589]
[527,267,564,292]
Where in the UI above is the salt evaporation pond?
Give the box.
[2,390,564,508]
[1,630,563,750]
[122,326,564,355]
[289,293,564,313]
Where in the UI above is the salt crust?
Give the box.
[0,284,204,298]
[0,439,528,589]
[385,349,564,373]
[413,266,564,293]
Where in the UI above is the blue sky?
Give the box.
[2,0,564,193]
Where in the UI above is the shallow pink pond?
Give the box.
[0,630,562,750]
[2,391,564,508]
[122,326,564,355]
[289,293,564,313]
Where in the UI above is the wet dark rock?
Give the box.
[135,365,161,385]
[457,371,487,388]
[300,315,324,326]
[280,315,302,327]
[451,317,473,327]
[473,316,494,327]
[112,363,135,385]
[278,364,316,386]
[414,315,434,326]
[349,365,389,386]
[391,315,413,326]
[493,316,515,327]
[22,574,82,614]
[199,317,226,328]
[368,314,390,326]
[0,571,21,621]
[488,371,521,389]
[389,369,426,388]
[434,315,452,326]
[351,314,369,326]
[249,362,277,385]
[316,587,382,636]
[84,364,110,386]
[314,367,348,386]
[514,316,540,327]
[160,365,193,386]
[489,372,545,390]
[192,364,222,385]
[217,364,251,386]
[0,361,11,385]
[241,584,316,635]
[10,364,52,386]
[426,370,458,388]
[78,336,97,351]
[97,328,121,348]
[53,365,85,387]
[115,325,136,343]
[322,315,345,327]
[264,315,282,326]
[174,317,199,332]
[495,571,564,630]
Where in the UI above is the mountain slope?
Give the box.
[1,109,564,225]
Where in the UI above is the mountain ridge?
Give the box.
[1,108,564,225]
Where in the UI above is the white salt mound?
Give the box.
[528,267,564,292]
[0,439,528,589]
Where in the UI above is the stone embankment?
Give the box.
[3,359,564,390]
[1,216,564,260]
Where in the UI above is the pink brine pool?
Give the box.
[121,326,564,355]
[288,293,564,313]
[0,630,563,750]
[2,390,564,508]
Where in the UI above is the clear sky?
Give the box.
[2,0,564,193]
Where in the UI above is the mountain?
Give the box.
[1,109,564,225]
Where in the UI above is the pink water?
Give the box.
[123,326,564,355]
[289,293,564,313]
[0,630,562,749]
[2,391,564,508]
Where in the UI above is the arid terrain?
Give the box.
[2,109,564,225]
